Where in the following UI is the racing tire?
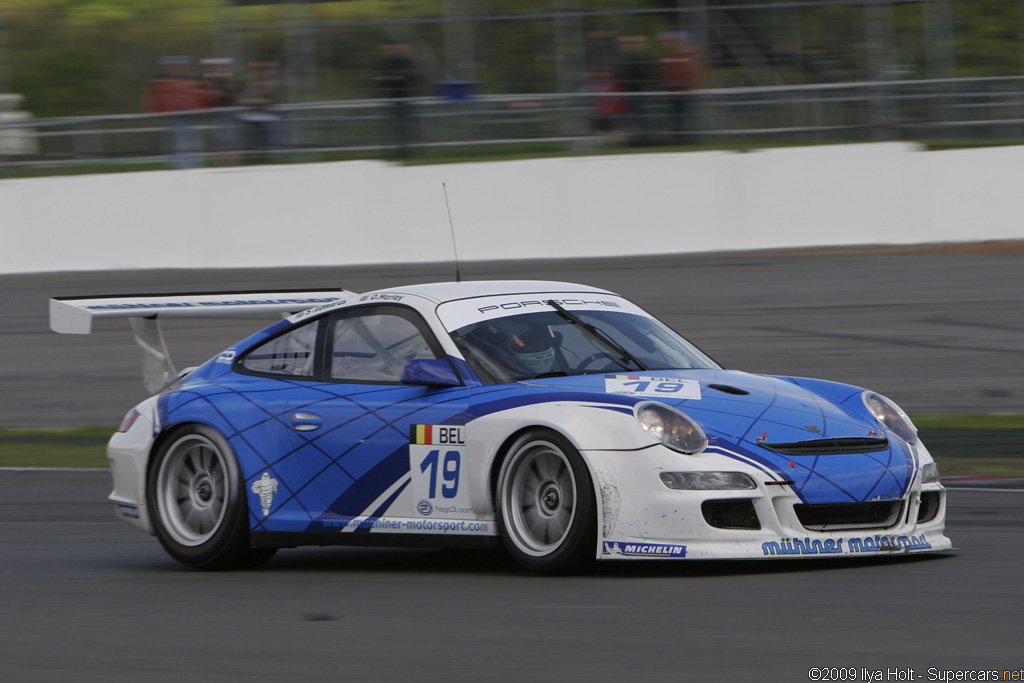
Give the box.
[147,424,276,570]
[497,430,597,574]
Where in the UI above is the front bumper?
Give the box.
[584,443,952,560]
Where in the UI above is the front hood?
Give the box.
[523,369,917,504]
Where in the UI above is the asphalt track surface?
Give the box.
[2,247,1023,682]
[2,470,1022,683]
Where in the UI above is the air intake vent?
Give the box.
[702,499,761,530]
[759,437,889,456]
[707,384,750,396]
[917,492,941,524]
[795,501,903,531]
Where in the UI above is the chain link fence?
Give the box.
[2,1,1023,170]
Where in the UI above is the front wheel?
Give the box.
[497,430,596,574]
[147,424,275,570]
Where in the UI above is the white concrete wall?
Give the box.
[2,142,1022,274]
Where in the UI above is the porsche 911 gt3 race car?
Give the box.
[50,281,951,572]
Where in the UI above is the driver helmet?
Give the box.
[505,324,557,375]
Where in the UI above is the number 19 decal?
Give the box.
[409,424,473,518]
[420,449,461,499]
[604,376,702,400]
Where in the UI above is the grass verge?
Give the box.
[917,420,1024,478]
[7,138,1023,181]
[0,428,111,468]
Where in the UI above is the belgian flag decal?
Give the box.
[410,424,465,445]
[410,424,434,445]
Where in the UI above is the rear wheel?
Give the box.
[497,430,596,574]
[148,424,275,570]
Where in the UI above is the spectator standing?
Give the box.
[587,68,627,146]
[143,55,203,169]
[658,31,705,145]
[585,29,626,146]
[614,36,657,147]
[237,61,284,163]
[198,58,241,162]
[374,42,419,159]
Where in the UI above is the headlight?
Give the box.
[920,462,940,484]
[861,391,918,444]
[635,402,708,454]
[660,471,755,490]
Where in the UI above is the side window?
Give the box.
[329,308,441,383]
[241,321,320,377]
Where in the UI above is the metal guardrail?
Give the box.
[1,76,1023,171]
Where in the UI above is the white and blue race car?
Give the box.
[51,280,951,572]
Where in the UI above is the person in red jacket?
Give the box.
[658,31,705,145]
[143,56,203,168]
[143,56,204,114]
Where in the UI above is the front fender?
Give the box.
[463,400,657,520]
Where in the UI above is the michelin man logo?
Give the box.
[250,472,279,517]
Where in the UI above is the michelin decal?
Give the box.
[603,542,687,558]
[251,472,279,517]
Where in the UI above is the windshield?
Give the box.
[449,309,719,384]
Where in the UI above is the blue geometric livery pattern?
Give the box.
[159,364,914,539]
[159,375,469,534]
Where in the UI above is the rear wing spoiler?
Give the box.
[50,290,354,394]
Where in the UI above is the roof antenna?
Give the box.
[443,182,462,283]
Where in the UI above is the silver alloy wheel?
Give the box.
[155,433,229,547]
[501,439,577,557]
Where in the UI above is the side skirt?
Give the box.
[251,531,501,551]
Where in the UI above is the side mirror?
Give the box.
[401,359,462,387]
